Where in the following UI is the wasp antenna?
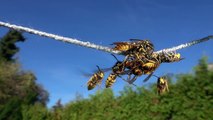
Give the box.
[96,65,101,72]
[111,54,119,61]
[152,74,160,78]
[129,39,138,41]
[180,58,185,61]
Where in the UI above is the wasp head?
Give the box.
[165,52,184,62]
[158,77,167,85]
[98,72,104,78]
[173,53,184,61]
[174,53,180,59]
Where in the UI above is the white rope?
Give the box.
[0,21,212,55]
[155,35,213,53]
[0,21,121,54]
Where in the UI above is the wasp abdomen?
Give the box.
[113,42,133,52]
[87,71,104,90]
[105,73,117,88]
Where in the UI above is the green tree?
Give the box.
[0,30,25,62]
[22,103,50,120]
[0,30,49,120]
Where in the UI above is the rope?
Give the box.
[155,35,213,53]
[0,21,212,55]
[0,21,121,54]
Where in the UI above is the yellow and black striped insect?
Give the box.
[86,40,184,90]
[156,76,169,95]
[105,73,117,88]
[125,59,158,84]
[145,74,169,95]
[105,54,125,88]
[159,52,184,63]
[87,66,104,90]
[142,60,160,75]
[112,39,154,57]
[113,42,134,52]
[130,39,154,56]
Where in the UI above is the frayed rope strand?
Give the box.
[155,35,213,53]
[0,21,121,54]
[0,21,212,55]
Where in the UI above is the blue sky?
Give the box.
[0,0,212,107]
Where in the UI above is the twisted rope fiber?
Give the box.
[156,35,213,53]
[0,21,212,54]
[0,21,120,54]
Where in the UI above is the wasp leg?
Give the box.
[97,83,102,91]
[143,72,154,82]
[134,53,140,60]
[125,73,133,84]
[118,75,137,87]
[126,74,132,82]
[123,54,130,63]
[128,75,138,84]
[165,80,169,92]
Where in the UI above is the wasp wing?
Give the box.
[82,72,93,77]
[117,75,137,86]
[129,39,143,41]
[97,67,112,72]
[143,72,154,82]
[82,67,111,78]
[89,68,112,75]
[112,42,131,45]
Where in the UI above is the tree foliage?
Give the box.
[0,30,49,120]
[0,30,25,61]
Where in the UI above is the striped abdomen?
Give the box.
[142,61,160,74]
[105,73,117,88]
[113,42,134,52]
[87,72,104,90]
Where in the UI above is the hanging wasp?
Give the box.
[142,60,160,75]
[121,51,182,85]
[141,52,180,83]
[156,76,169,95]
[87,65,104,90]
[126,59,158,84]
[127,53,162,83]
[125,51,169,84]
[86,54,129,89]
[112,39,155,76]
[105,73,117,88]
[120,55,157,84]
[103,53,142,85]
[145,74,169,95]
[128,58,160,84]
[105,54,125,88]
[86,39,184,90]
[108,49,157,85]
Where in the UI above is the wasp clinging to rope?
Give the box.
[86,39,184,90]
[113,39,154,60]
